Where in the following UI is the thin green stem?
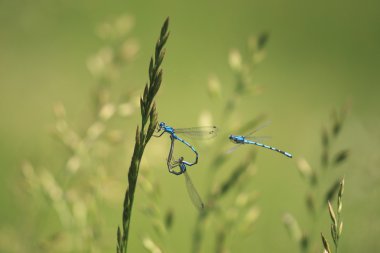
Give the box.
[116,17,169,253]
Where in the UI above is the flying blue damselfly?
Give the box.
[228,122,292,158]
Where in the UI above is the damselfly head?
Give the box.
[229,135,240,144]
[158,122,165,131]
[177,157,186,173]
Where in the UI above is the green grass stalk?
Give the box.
[116,17,170,253]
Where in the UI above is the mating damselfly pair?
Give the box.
[155,121,292,210]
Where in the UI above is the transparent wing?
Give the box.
[184,171,205,211]
[245,136,272,141]
[175,126,218,140]
[225,144,243,154]
[244,121,271,137]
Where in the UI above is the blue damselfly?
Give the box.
[228,123,292,158]
[155,122,218,170]
[167,135,204,210]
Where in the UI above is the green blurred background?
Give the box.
[1,0,380,252]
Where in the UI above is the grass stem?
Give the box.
[116,17,170,253]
